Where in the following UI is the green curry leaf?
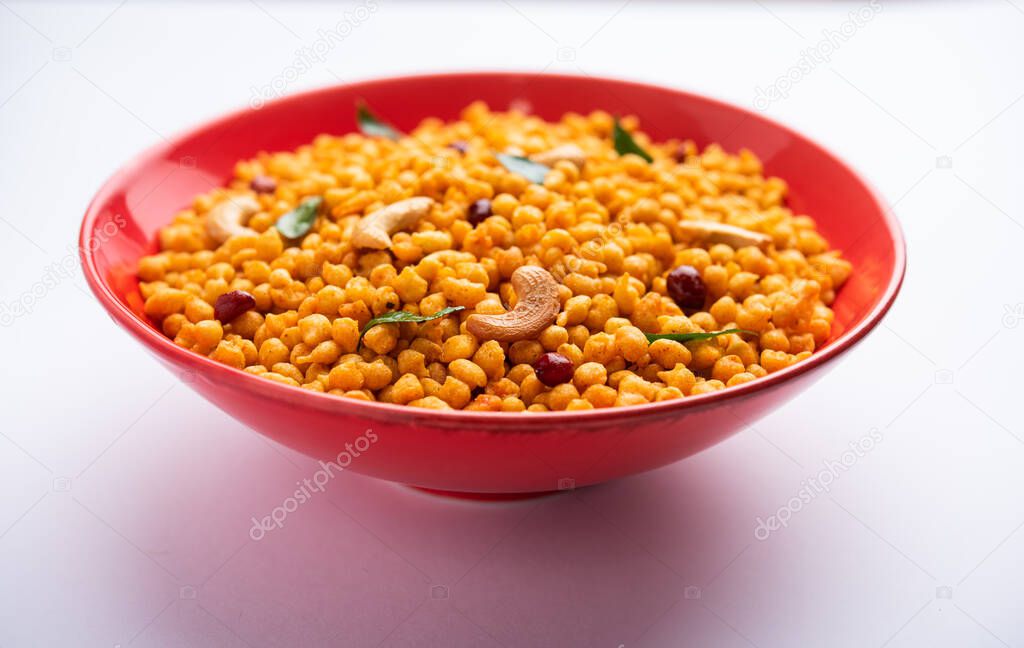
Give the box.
[644,328,756,344]
[496,153,550,184]
[274,196,323,238]
[359,306,465,347]
[356,101,401,140]
[613,118,653,163]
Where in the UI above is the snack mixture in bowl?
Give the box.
[137,102,852,412]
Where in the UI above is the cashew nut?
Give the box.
[351,197,434,249]
[678,220,772,250]
[530,144,586,168]
[205,195,260,244]
[466,265,560,342]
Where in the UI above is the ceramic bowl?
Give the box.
[80,72,905,494]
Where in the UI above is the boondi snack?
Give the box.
[137,102,852,412]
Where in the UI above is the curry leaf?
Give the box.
[644,328,756,343]
[275,196,323,238]
[613,118,653,163]
[356,101,401,140]
[496,153,550,184]
[359,306,465,346]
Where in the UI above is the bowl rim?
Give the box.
[79,70,906,427]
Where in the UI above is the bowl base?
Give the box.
[408,486,560,501]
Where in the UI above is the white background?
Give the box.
[1,1,1023,646]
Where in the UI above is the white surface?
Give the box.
[1,1,1023,646]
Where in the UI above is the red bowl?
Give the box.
[80,72,904,494]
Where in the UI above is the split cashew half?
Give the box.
[678,221,772,251]
[351,197,434,249]
[466,265,560,342]
[205,195,261,244]
[530,144,586,168]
